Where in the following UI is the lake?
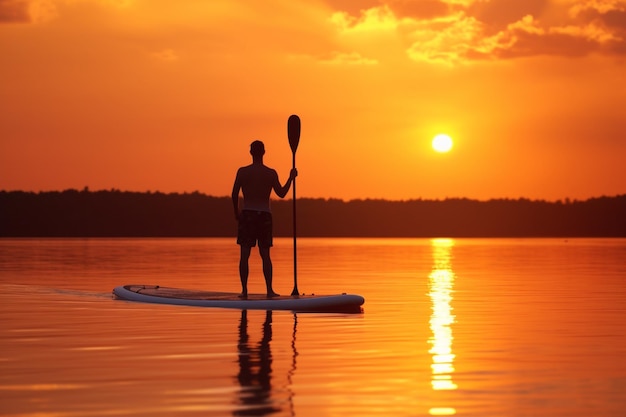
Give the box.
[1,238,625,416]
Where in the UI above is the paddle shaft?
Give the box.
[287,115,301,296]
[292,151,298,295]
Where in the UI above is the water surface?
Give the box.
[1,238,625,416]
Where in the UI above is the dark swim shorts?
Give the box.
[237,210,273,248]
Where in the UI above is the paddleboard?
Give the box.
[113,285,364,313]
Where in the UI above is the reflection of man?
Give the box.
[231,140,297,298]
[235,310,279,416]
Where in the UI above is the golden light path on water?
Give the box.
[428,238,457,416]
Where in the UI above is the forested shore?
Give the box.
[1,190,625,237]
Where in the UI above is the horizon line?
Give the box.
[2,188,625,204]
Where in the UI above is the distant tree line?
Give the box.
[1,189,625,237]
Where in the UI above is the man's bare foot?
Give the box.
[266,292,280,298]
[238,293,248,299]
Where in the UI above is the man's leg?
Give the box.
[239,245,252,297]
[259,246,278,297]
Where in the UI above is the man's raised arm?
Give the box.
[273,169,298,198]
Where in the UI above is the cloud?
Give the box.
[330,5,399,32]
[467,0,549,32]
[326,5,408,65]
[405,12,486,64]
[6,0,626,64]
[328,0,626,64]
[151,48,179,62]
[467,1,626,59]
[570,0,626,49]
[0,0,57,23]
[318,51,378,65]
[323,0,380,16]
[0,0,131,24]
[0,0,28,22]
[387,0,451,20]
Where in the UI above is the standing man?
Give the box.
[232,140,297,298]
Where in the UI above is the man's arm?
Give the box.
[231,170,242,220]
[273,168,298,198]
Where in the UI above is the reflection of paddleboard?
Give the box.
[113,285,364,313]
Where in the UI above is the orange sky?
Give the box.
[1,0,625,201]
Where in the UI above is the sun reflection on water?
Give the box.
[428,238,457,414]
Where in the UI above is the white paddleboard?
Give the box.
[113,285,364,313]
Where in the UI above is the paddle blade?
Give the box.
[288,114,300,153]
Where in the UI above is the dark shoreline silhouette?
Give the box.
[1,189,625,237]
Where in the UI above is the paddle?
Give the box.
[288,114,301,296]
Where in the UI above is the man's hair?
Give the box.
[250,140,265,157]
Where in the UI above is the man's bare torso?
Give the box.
[235,163,279,212]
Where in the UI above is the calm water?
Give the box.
[1,238,625,417]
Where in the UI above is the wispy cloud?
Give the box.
[151,48,179,62]
[0,0,57,23]
[0,0,132,24]
[318,51,378,65]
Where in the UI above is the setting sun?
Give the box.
[432,134,453,153]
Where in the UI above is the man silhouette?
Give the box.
[232,140,297,298]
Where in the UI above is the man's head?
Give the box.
[250,140,265,157]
